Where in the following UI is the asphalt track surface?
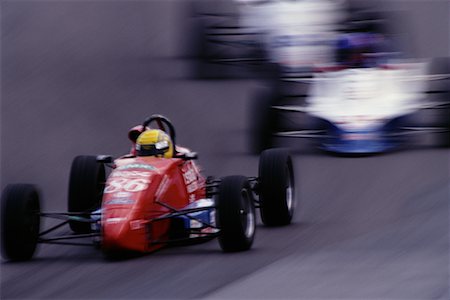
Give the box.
[1,1,449,299]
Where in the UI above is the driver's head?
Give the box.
[135,129,174,158]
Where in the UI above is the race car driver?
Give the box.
[135,129,174,158]
[336,12,391,68]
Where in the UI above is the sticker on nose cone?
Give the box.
[117,164,156,171]
[105,199,135,205]
[105,217,126,224]
[104,178,150,193]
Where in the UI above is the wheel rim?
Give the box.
[240,189,255,238]
[285,167,294,214]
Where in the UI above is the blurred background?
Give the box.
[1,0,449,299]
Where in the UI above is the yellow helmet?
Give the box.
[135,129,174,158]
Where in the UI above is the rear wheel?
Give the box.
[1,184,41,261]
[68,155,105,233]
[217,176,255,252]
[258,148,295,226]
[429,57,450,147]
[250,90,279,154]
[424,57,450,147]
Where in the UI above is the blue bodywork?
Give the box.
[169,199,217,239]
[176,208,215,232]
[319,117,407,154]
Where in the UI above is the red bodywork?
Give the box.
[101,156,206,253]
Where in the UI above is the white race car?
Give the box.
[251,59,450,154]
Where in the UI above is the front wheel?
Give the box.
[258,148,296,226]
[217,176,255,252]
[1,184,41,261]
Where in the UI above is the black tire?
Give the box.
[217,176,255,252]
[428,57,450,93]
[258,148,295,226]
[410,57,450,147]
[189,15,215,79]
[68,155,105,233]
[429,57,450,147]
[250,90,280,154]
[1,184,41,261]
[409,105,450,148]
[189,6,242,79]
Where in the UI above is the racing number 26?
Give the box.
[104,178,150,193]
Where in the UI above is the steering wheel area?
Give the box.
[141,114,177,149]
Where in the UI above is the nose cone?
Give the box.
[101,157,177,252]
[102,208,134,251]
[101,205,150,253]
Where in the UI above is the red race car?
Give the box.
[1,115,296,261]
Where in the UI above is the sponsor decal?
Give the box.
[187,181,199,194]
[113,192,132,198]
[105,199,135,205]
[111,170,150,178]
[105,217,126,224]
[117,164,156,171]
[182,168,196,185]
[182,163,200,197]
[104,178,150,193]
